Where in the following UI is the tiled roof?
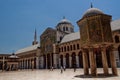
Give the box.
[60,32,80,43]
[15,44,40,54]
[111,19,120,31]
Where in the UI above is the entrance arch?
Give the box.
[71,52,76,68]
[118,45,120,60]
[47,54,51,69]
[43,55,46,69]
[60,55,63,67]
[65,53,69,68]
[78,51,83,68]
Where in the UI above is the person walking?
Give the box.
[60,66,63,73]
[63,65,66,71]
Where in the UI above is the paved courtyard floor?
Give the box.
[0,68,120,80]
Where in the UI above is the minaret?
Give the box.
[32,29,38,45]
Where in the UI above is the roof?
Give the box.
[15,44,40,54]
[83,8,104,17]
[60,32,80,43]
[111,19,120,31]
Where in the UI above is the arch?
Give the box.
[64,46,66,52]
[118,45,120,61]
[63,27,65,31]
[43,55,46,69]
[47,54,51,69]
[94,49,102,68]
[71,52,76,68]
[34,57,36,69]
[60,55,63,67]
[65,53,69,68]
[115,35,119,43]
[77,44,80,49]
[73,44,76,50]
[67,46,69,51]
[78,51,83,68]
[70,45,72,51]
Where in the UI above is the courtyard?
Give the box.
[0,68,120,80]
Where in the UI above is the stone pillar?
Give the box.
[76,55,79,68]
[63,56,66,67]
[101,47,109,75]
[40,56,44,68]
[46,55,48,69]
[36,57,39,69]
[89,48,97,76]
[69,56,72,68]
[53,53,58,68]
[110,48,118,76]
[82,50,89,75]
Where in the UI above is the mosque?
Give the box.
[0,5,120,75]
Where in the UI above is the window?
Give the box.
[67,46,69,51]
[70,45,72,51]
[66,27,68,31]
[64,46,66,52]
[73,44,76,50]
[63,27,65,31]
[115,35,119,43]
[59,48,61,52]
[77,44,80,49]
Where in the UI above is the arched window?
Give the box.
[118,46,120,61]
[64,46,66,52]
[77,44,80,49]
[59,48,61,52]
[67,46,69,51]
[70,45,72,51]
[73,44,76,50]
[63,27,65,31]
[66,27,68,31]
[115,35,119,43]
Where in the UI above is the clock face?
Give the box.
[89,20,102,43]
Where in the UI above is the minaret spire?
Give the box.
[34,28,37,42]
[32,28,38,45]
[91,2,93,8]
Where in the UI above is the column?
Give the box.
[82,50,89,75]
[46,55,48,69]
[53,53,58,68]
[36,57,39,69]
[89,48,97,76]
[110,48,118,76]
[63,56,66,67]
[101,47,109,75]
[69,56,72,68]
[76,55,79,68]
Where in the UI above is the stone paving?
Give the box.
[0,68,120,80]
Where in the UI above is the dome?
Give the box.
[56,17,74,33]
[58,18,71,24]
[83,8,104,17]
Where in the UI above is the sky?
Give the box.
[0,0,120,54]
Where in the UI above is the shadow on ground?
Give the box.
[74,74,118,78]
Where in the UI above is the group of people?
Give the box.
[49,65,76,73]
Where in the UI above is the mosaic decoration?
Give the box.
[80,20,88,45]
[40,28,56,54]
[102,19,113,42]
[88,19,102,44]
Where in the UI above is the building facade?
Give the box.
[0,7,120,73]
